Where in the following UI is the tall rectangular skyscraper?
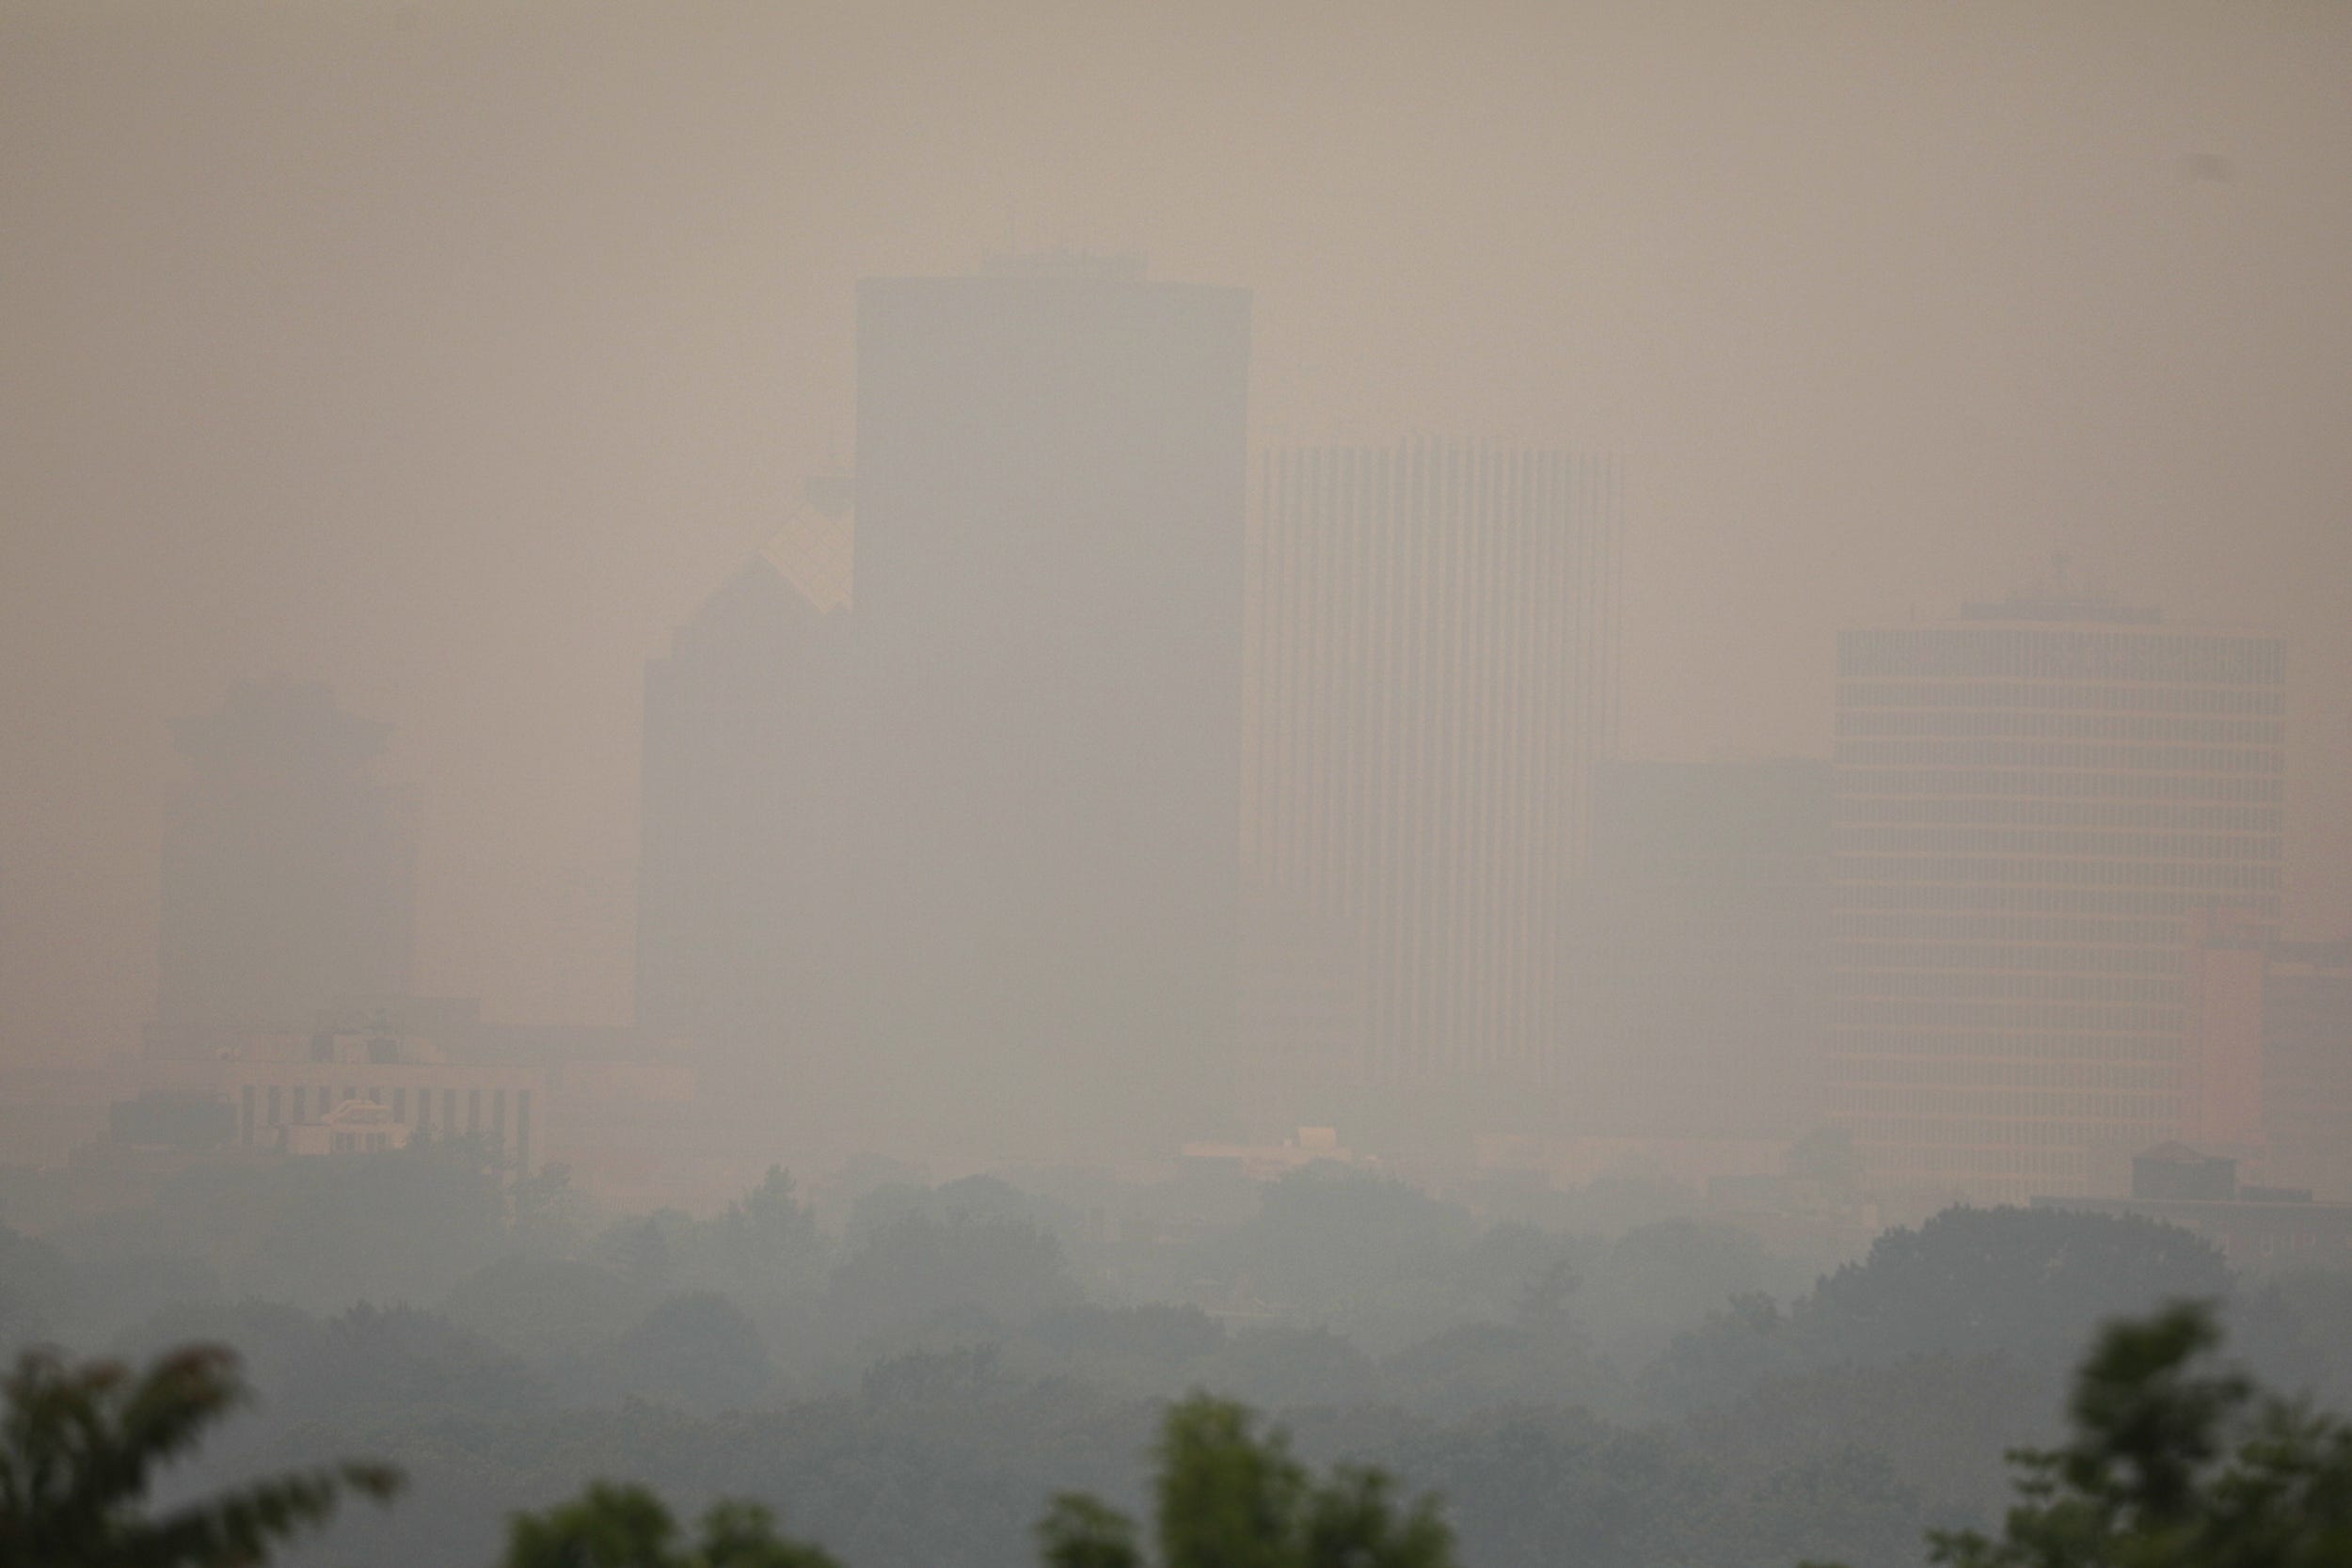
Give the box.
[849,258,1251,1143]
[1829,599,2286,1203]
[1243,442,1619,1120]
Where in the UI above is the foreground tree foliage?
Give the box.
[0,1343,401,1567]
[1809,1300,2352,1568]
[501,1482,842,1568]
[1039,1395,1456,1568]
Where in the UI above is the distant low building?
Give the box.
[285,1098,411,1157]
[2130,1140,2241,1200]
[2034,1141,2352,1272]
[1180,1125,1363,1181]
[126,1012,549,1174]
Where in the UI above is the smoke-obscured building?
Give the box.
[156,680,414,1048]
[1242,441,1619,1124]
[2264,941,2352,1197]
[637,261,1251,1151]
[635,486,855,1068]
[1580,758,1834,1141]
[641,258,1257,1150]
[1828,597,2286,1204]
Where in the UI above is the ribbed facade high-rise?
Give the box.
[1243,442,1619,1110]
[1828,599,2287,1203]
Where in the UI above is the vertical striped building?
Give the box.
[1243,441,1619,1114]
[1828,599,2286,1203]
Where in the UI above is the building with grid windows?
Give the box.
[1828,598,2286,1204]
[1242,441,1619,1123]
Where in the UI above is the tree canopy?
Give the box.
[0,1343,400,1568]
[1039,1394,1455,1568]
[1807,1300,2352,1568]
[502,1482,841,1568]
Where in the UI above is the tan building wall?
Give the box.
[1828,602,2285,1203]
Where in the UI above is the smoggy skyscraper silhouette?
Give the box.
[848,258,1250,1139]
[157,679,414,1046]
[1242,442,1618,1122]
[636,485,855,1057]
[639,258,1250,1143]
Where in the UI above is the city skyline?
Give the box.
[8,3,2352,1074]
[8,11,2352,1564]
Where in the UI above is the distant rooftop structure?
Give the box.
[1960,597,2165,626]
[1960,550,2163,625]
[170,678,389,769]
[1180,1125,1364,1180]
[2133,1141,2239,1202]
[758,476,854,614]
[975,248,1148,282]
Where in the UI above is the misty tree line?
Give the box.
[7,1141,2352,1566]
[9,1302,2352,1568]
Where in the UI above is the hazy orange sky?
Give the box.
[4,0,2348,1062]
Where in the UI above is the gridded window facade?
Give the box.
[1828,610,2285,1203]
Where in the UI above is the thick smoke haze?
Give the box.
[4,0,2350,1076]
[8,10,2352,1567]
